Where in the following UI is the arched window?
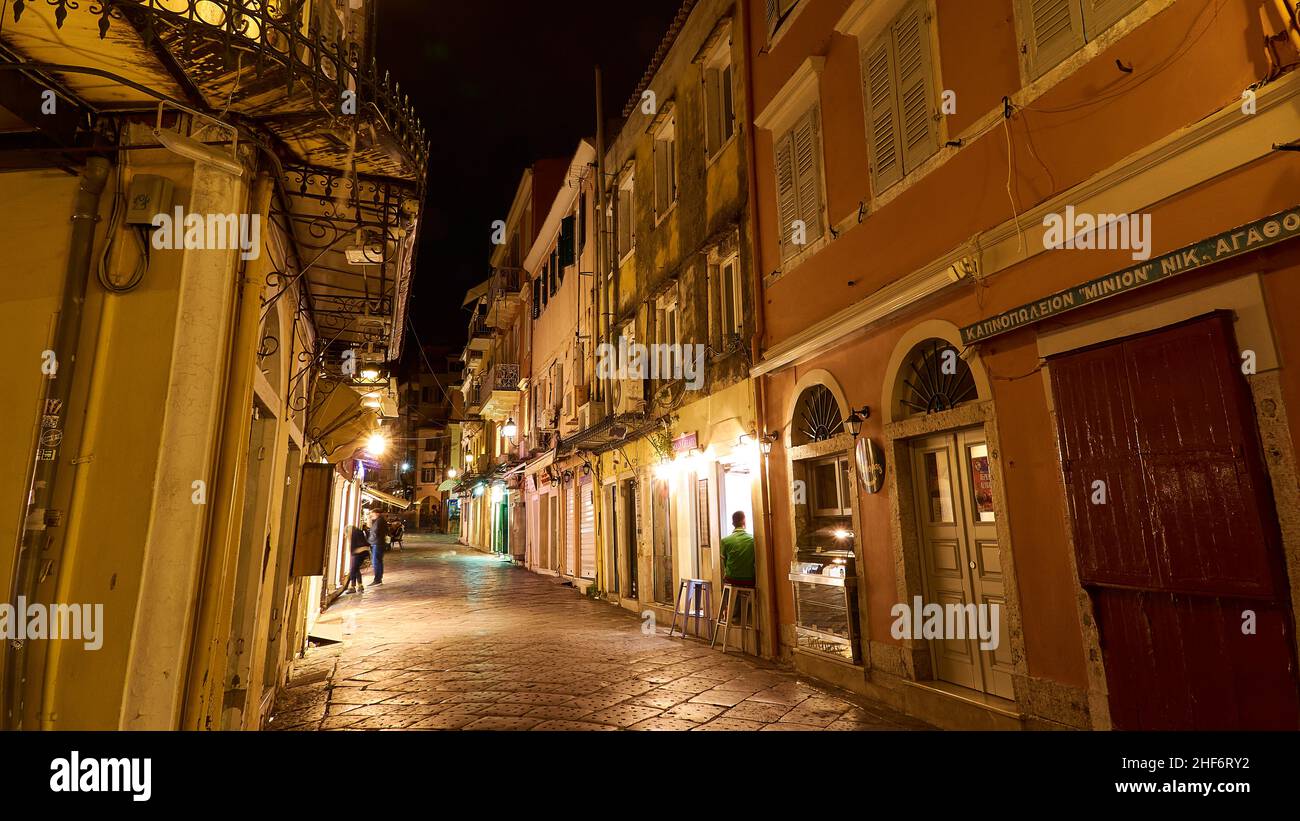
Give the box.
[897,338,977,418]
[791,384,843,446]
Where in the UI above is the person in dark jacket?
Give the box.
[346,524,369,593]
[367,508,388,585]
[389,516,405,550]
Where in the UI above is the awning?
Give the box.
[462,278,490,307]
[313,384,380,464]
[361,486,412,510]
[524,449,556,475]
[437,478,459,492]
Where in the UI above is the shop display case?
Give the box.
[788,547,860,664]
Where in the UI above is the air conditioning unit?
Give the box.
[612,378,646,415]
[538,407,559,431]
[576,401,605,431]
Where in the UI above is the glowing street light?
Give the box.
[364,432,390,457]
[447,467,458,478]
[501,418,518,438]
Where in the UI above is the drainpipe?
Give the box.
[593,67,609,592]
[3,157,111,729]
[737,0,781,660]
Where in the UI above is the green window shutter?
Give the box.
[793,106,824,245]
[774,129,799,260]
[864,33,903,193]
[1023,0,1085,78]
[1082,0,1142,39]
[894,1,938,174]
[559,215,576,267]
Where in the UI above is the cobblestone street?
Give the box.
[268,534,926,731]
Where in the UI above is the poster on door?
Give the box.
[970,445,995,523]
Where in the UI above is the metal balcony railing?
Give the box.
[487,363,520,393]
[18,0,429,178]
[488,267,523,303]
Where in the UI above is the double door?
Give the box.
[1049,313,1300,728]
[911,427,1013,698]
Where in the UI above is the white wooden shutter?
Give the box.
[774,130,799,259]
[1023,0,1085,78]
[893,1,938,173]
[793,106,824,245]
[1082,0,1142,38]
[580,482,595,579]
[864,34,903,193]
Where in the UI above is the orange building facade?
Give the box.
[744,0,1300,729]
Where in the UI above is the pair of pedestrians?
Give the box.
[345,509,389,594]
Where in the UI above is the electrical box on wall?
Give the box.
[124,174,174,226]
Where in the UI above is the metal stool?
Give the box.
[711,583,757,654]
[668,578,712,639]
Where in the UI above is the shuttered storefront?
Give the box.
[565,483,577,577]
[580,478,596,579]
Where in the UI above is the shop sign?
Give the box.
[671,432,698,453]
[959,205,1300,345]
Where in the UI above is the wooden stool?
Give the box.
[668,578,712,639]
[711,583,757,654]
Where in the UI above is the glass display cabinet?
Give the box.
[788,545,861,664]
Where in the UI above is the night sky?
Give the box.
[375,1,685,357]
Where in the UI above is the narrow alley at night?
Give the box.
[1,0,1298,805]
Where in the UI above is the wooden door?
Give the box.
[1049,311,1300,729]
[622,478,639,599]
[911,429,1013,698]
[565,484,577,577]
[652,477,673,604]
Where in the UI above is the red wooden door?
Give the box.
[1049,312,1300,729]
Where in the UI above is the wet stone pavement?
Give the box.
[268,533,927,731]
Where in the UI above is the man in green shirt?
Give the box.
[720,511,756,587]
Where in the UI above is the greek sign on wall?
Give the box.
[959,205,1300,345]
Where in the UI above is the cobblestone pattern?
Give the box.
[268,534,927,731]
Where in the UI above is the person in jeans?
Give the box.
[367,508,389,586]
[345,524,369,594]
